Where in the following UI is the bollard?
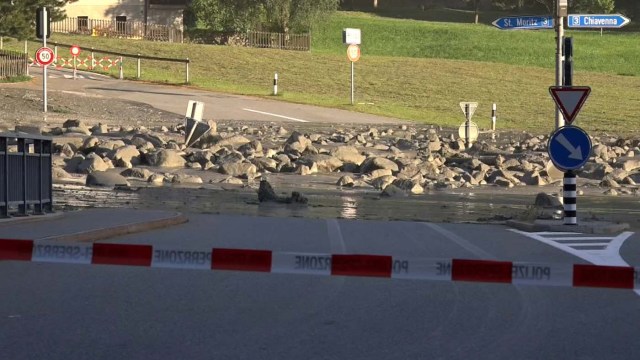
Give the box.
[185,58,189,84]
[90,48,94,70]
[273,72,278,95]
[563,170,577,225]
[491,103,497,131]
[137,54,141,79]
[119,56,123,80]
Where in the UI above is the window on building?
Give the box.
[78,16,88,32]
[115,16,127,34]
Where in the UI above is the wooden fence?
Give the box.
[247,31,311,51]
[0,49,27,79]
[51,17,184,43]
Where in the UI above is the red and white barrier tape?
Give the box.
[1,239,638,290]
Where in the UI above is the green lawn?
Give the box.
[1,10,638,134]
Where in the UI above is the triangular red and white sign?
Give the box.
[549,86,591,124]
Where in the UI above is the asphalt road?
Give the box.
[2,214,639,360]
[29,67,406,125]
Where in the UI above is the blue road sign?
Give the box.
[548,126,592,172]
[492,16,554,30]
[568,14,630,29]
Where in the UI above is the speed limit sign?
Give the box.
[347,44,361,62]
[35,47,55,66]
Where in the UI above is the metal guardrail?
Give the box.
[0,49,28,79]
[0,132,53,217]
[45,41,190,83]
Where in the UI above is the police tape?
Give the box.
[1,239,639,290]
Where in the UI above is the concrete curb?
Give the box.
[506,219,630,234]
[41,212,189,243]
[0,212,65,226]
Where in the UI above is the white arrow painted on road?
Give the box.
[556,133,583,160]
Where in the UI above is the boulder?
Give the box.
[370,168,393,179]
[360,157,399,174]
[220,162,257,178]
[147,173,166,185]
[392,178,424,194]
[617,157,640,172]
[146,149,186,168]
[381,184,407,197]
[371,175,396,190]
[132,133,165,148]
[298,154,343,173]
[220,177,244,185]
[217,134,251,148]
[331,146,366,166]
[86,171,129,187]
[534,193,562,208]
[110,145,141,165]
[579,162,613,180]
[62,119,84,128]
[284,131,311,154]
[77,153,109,174]
[171,174,203,184]
[251,157,278,173]
[521,171,548,186]
[120,168,153,179]
[52,167,73,183]
[336,175,355,187]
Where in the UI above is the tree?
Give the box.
[263,0,340,33]
[573,0,615,13]
[190,0,264,33]
[0,0,69,40]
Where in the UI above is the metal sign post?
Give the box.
[40,7,48,113]
[555,0,568,129]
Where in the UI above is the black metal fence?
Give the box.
[0,49,28,79]
[0,133,53,217]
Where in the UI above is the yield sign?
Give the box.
[549,86,591,124]
[459,102,478,121]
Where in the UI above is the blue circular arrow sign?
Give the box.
[548,126,592,171]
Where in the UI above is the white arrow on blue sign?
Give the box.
[492,16,554,30]
[567,14,630,29]
[548,126,592,172]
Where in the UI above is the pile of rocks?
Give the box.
[41,119,640,196]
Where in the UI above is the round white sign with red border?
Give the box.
[347,44,361,62]
[70,45,81,56]
[35,47,55,66]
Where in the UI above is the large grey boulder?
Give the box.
[360,157,399,174]
[110,145,141,166]
[284,131,312,154]
[297,154,343,173]
[331,146,366,166]
[77,153,109,174]
[120,168,153,179]
[146,149,186,168]
[220,162,257,178]
[132,133,165,148]
[86,171,129,187]
[217,134,251,148]
[617,157,640,172]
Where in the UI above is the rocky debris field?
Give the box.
[7,116,637,199]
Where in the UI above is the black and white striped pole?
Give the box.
[563,170,577,225]
[273,72,278,96]
[491,103,497,131]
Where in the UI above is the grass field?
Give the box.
[2,10,639,134]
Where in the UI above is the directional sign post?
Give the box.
[567,14,630,29]
[492,16,553,30]
[548,126,592,172]
[548,126,592,225]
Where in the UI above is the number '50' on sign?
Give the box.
[35,47,55,66]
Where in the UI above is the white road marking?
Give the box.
[326,219,346,254]
[423,223,494,259]
[243,108,309,123]
[510,229,638,295]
